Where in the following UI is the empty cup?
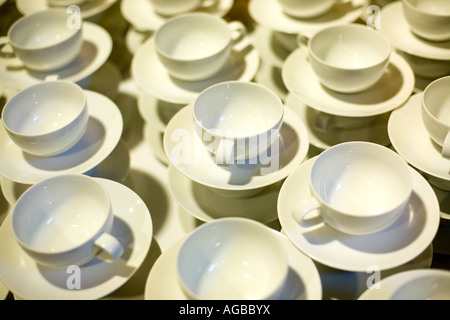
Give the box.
[177,217,288,300]
[293,141,412,235]
[11,174,124,269]
[1,80,89,157]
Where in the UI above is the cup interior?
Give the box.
[423,77,450,124]
[193,82,283,138]
[2,81,86,136]
[12,175,111,253]
[177,218,287,300]
[310,142,411,217]
[9,10,79,50]
[309,25,391,70]
[155,14,230,61]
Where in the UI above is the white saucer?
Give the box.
[164,105,309,192]
[125,27,152,56]
[253,25,292,69]
[138,91,185,133]
[282,49,415,117]
[16,0,117,19]
[144,230,322,300]
[168,164,281,224]
[121,0,233,31]
[0,177,153,300]
[143,123,169,166]
[249,0,369,36]
[380,1,450,61]
[278,157,440,272]
[358,269,450,300]
[388,92,450,191]
[253,59,289,102]
[0,90,123,185]
[132,36,259,105]
[0,22,112,91]
[285,93,391,150]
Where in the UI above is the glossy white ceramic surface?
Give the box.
[277,0,339,18]
[2,81,88,157]
[1,9,82,71]
[177,218,288,300]
[150,0,204,16]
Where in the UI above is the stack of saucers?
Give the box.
[281,22,415,152]
[249,0,370,102]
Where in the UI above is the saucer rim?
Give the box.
[144,229,322,300]
[282,49,415,117]
[120,0,234,32]
[380,1,450,61]
[16,0,117,18]
[278,156,440,272]
[0,22,112,90]
[0,177,153,300]
[0,90,123,185]
[248,0,369,35]
[163,105,310,191]
[132,36,260,105]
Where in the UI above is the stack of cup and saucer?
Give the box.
[282,23,415,152]
[249,0,370,102]
[379,1,450,92]
[132,12,260,163]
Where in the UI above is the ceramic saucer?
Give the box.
[143,123,169,166]
[168,164,281,224]
[0,279,8,300]
[0,177,153,300]
[358,269,450,300]
[249,0,369,36]
[380,1,450,61]
[144,230,322,300]
[0,22,112,91]
[16,0,117,19]
[0,90,123,185]
[254,59,289,102]
[388,92,450,191]
[253,25,292,69]
[282,49,415,117]
[125,27,152,55]
[132,36,259,105]
[278,157,440,272]
[121,0,233,32]
[164,105,309,192]
[285,93,391,150]
[138,91,185,133]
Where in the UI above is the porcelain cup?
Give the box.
[277,0,349,19]
[293,141,412,235]
[177,217,289,300]
[193,81,284,164]
[421,76,450,158]
[402,0,450,42]
[149,0,218,17]
[11,174,124,269]
[301,24,391,93]
[154,13,246,81]
[1,80,89,157]
[0,9,83,72]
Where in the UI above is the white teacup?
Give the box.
[403,0,450,42]
[277,0,347,19]
[0,9,83,72]
[1,80,89,157]
[193,81,284,164]
[293,142,412,235]
[177,217,288,300]
[149,0,218,17]
[154,13,246,81]
[11,174,124,269]
[421,76,450,158]
[303,24,391,93]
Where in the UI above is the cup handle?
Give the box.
[442,132,450,158]
[94,233,124,262]
[228,20,247,46]
[0,37,15,59]
[292,198,324,228]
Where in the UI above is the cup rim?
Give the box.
[403,0,450,18]
[309,141,412,219]
[192,81,284,140]
[1,80,87,138]
[7,9,82,51]
[308,23,392,72]
[11,174,112,255]
[422,75,450,124]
